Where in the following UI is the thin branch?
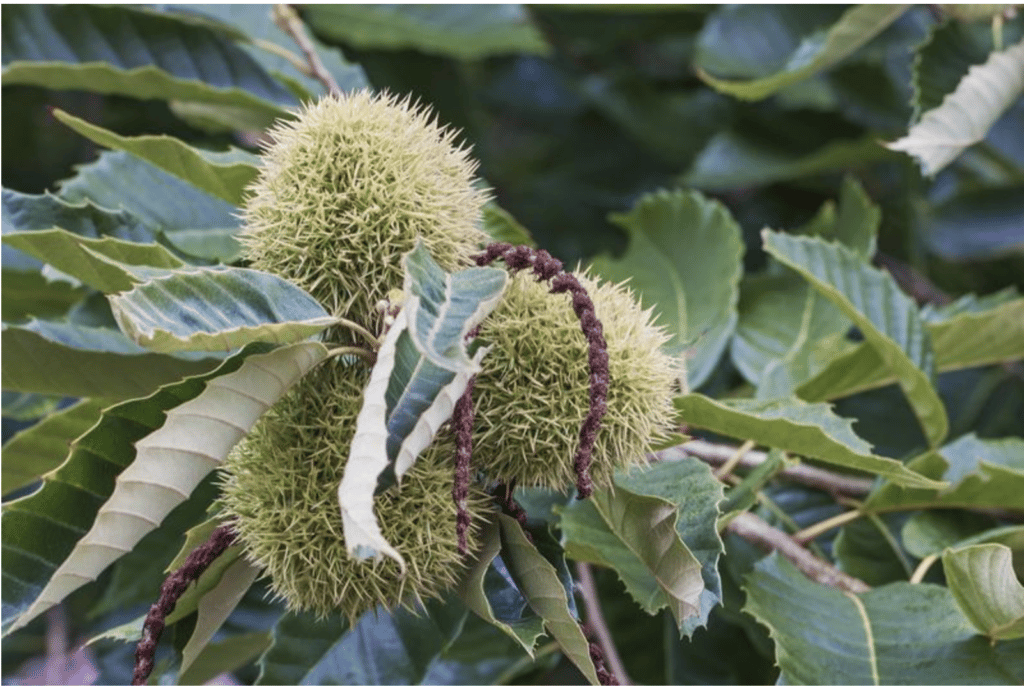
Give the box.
[714,439,755,479]
[272,4,341,96]
[910,553,940,584]
[727,512,870,593]
[663,440,876,497]
[575,562,631,686]
[792,508,864,544]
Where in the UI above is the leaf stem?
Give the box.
[714,439,755,480]
[332,317,380,349]
[325,346,375,365]
[793,508,864,544]
[909,553,940,583]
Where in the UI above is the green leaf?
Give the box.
[616,458,725,632]
[58,151,241,262]
[681,131,894,191]
[1,398,106,496]
[53,109,259,206]
[926,185,1024,261]
[3,229,185,293]
[497,514,600,686]
[563,457,724,636]
[1,320,220,399]
[3,341,328,635]
[763,230,949,448]
[943,543,1024,640]
[1,270,88,322]
[561,484,705,633]
[2,188,154,244]
[1,352,246,637]
[456,519,547,655]
[109,266,336,353]
[744,553,1024,684]
[593,189,743,388]
[580,76,731,168]
[799,291,1024,401]
[339,244,506,565]
[181,5,369,96]
[865,433,1024,512]
[731,178,879,391]
[731,273,850,391]
[0,392,62,421]
[1,5,294,126]
[178,632,271,687]
[256,598,467,685]
[901,510,1004,559]
[673,393,944,489]
[694,5,848,80]
[696,5,908,101]
[481,202,535,247]
[888,39,1024,175]
[301,4,549,60]
[719,449,792,524]
[180,557,263,677]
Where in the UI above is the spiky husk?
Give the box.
[241,90,487,337]
[471,271,679,490]
[217,357,484,621]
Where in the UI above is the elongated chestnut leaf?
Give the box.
[2,5,294,126]
[53,109,259,206]
[497,514,600,686]
[3,228,184,293]
[674,394,944,489]
[763,231,948,448]
[1,320,220,399]
[456,519,547,655]
[109,266,337,353]
[4,341,328,635]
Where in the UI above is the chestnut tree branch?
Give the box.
[272,4,341,96]
[575,562,631,686]
[663,440,876,497]
[727,512,870,593]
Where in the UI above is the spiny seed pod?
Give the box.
[241,90,487,336]
[217,358,485,621]
[471,271,679,490]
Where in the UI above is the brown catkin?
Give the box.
[473,242,609,497]
[133,525,237,685]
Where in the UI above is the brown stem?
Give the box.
[132,525,237,685]
[575,562,630,686]
[664,440,876,497]
[727,512,870,593]
[272,4,341,96]
[474,242,609,498]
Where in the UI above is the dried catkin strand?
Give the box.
[132,525,237,685]
[474,242,610,498]
[453,376,476,555]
